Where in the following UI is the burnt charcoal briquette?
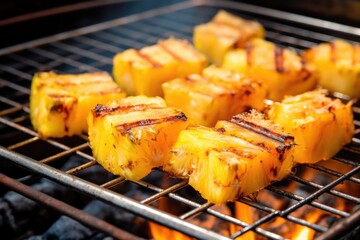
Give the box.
[0,155,116,237]
[41,215,94,240]
[31,199,147,240]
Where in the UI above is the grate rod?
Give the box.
[290,175,360,204]
[315,208,360,240]
[232,162,360,238]
[304,163,360,185]
[280,165,360,216]
[66,160,97,175]
[0,106,23,117]
[7,137,39,150]
[180,202,213,220]
[40,143,89,164]
[100,176,126,188]
[205,0,360,37]
[267,186,349,218]
[238,198,327,233]
[140,180,188,205]
[0,146,231,240]
[332,156,360,167]
[0,116,94,162]
[134,180,284,239]
[0,172,144,240]
[0,0,197,56]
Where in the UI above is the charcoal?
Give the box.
[0,155,116,237]
[90,232,114,240]
[40,215,94,240]
[339,225,360,240]
[0,198,17,235]
[31,198,148,240]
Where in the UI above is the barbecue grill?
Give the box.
[0,1,360,239]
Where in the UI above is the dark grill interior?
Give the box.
[0,1,360,239]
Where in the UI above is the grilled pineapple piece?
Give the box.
[30,72,125,138]
[223,39,318,101]
[194,10,264,65]
[165,111,294,204]
[87,96,189,180]
[303,39,360,98]
[113,38,206,97]
[268,90,354,164]
[162,66,266,126]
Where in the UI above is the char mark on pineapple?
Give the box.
[230,116,294,143]
[352,45,360,65]
[246,44,253,66]
[275,145,293,162]
[158,42,184,62]
[49,102,71,132]
[211,21,236,29]
[134,50,162,68]
[269,166,278,177]
[329,41,337,63]
[185,76,195,82]
[50,103,64,113]
[116,112,187,135]
[299,59,312,81]
[93,104,161,118]
[274,48,285,73]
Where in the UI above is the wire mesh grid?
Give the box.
[0,1,360,239]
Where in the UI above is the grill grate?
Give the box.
[1,1,360,239]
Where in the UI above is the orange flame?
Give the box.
[150,160,357,239]
[149,196,232,240]
[292,210,322,240]
[230,202,256,240]
[149,221,192,240]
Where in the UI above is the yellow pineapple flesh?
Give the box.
[113,38,206,97]
[165,111,294,204]
[30,71,126,138]
[194,10,265,65]
[222,38,318,101]
[267,90,354,164]
[303,39,360,98]
[87,96,189,180]
[162,66,266,127]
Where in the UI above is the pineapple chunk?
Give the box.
[222,39,318,101]
[194,10,264,65]
[162,66,267,127]
[87,96,189,180]
[30,72,125,138]
[268,90,354,164]
[165,111,294,204]
[113,38,206,97]
[303,39,360,98]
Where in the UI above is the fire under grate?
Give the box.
[0,1,360,239]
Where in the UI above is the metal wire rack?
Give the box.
[0,1,360,239]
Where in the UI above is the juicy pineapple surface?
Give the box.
[303,39,360,98]
[30,71,125,138]
[222,39,318,101]
[113,38,206,97]
[268,90,354,164]
[162,66,266,126]
[165,111,294,204]
[88,96,189,181]
[194,10,264,65]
